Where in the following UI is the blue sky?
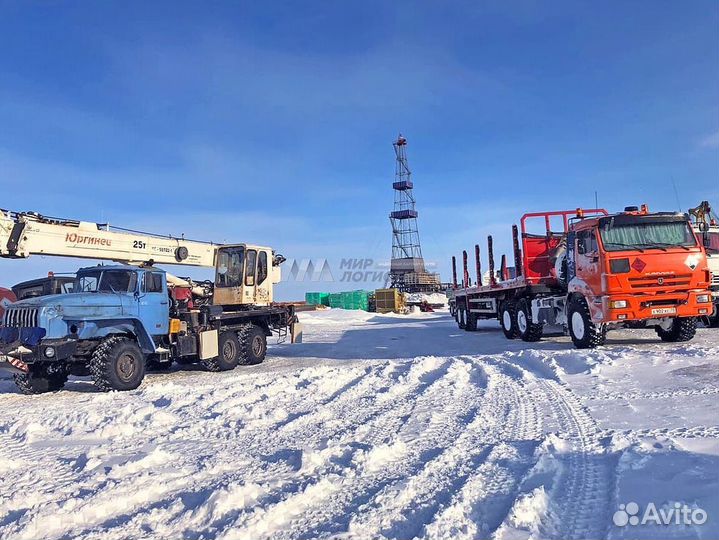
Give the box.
[1,1,717,299]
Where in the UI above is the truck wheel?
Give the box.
[568,297,606,348]
[499,300,518,339]
[90,336,146,392]
[201,331,241,372]
[465,312,478,332]
[655,318,697,342]
[14,365,68,395]
[706,304,719,328]
[239,325,267,365]
[516,298,543,342]
[457,309,467,330]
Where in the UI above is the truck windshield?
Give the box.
[600,221,697,252]
[75,270,138,293]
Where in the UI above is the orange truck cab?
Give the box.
[565,205,713,345]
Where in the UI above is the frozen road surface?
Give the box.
[1,309,718,540]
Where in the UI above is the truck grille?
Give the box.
[628,274,692,292]
[713,274,719,288]
[2,307,39,328]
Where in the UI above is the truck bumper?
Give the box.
[0,336,77,372]
[600,291,714,322]
[0,352,30,374]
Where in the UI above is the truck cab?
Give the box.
[2,265,167,358]
[0,264,170,393]
[565,207,713,344]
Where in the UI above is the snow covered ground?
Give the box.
[0,309,717,540]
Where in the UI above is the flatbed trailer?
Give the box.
[448,207,713,348]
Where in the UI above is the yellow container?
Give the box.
[374,288,405,313]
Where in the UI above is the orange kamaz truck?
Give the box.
[449,206,713,348]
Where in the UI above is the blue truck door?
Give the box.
[138,271,169,335]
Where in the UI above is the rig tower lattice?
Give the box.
[388,134,441,292]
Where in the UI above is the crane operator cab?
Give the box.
[213,244,282,307]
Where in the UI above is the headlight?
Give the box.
[45,305,62,318]
[610,300,627,309]
[44,346,56,358]
[697,294,710,303]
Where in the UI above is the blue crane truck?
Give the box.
[0,264,297,394]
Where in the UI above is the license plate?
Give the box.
[651,307,676,315]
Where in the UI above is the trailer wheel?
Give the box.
[202,331,241,372]
[457,308,467,330]
[655,317,697,342]
[516,298,543,342]
[568,297,606,348]
[14,365,67,395]
[238,325,267,365]
[90,336,146,391]
[465,312,478,332]
[499,300,518,339]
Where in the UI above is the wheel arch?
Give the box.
[76,319,155,353]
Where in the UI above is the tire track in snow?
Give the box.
[348,360,544,540]
[219,357,487,540]
[17,358,453,540]
[487,351,612,540]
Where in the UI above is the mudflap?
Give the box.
[291,322,304,344]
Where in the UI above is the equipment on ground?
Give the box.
[688,201,719,327]
[448,206,713,348]
[0,209,298,394]
[374,288,406,313]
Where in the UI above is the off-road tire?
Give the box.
[655,317,697,342]
[499,300,518,339]
[14,365,68,395]
[90,336,146,392]
[201,331,241,372]
[516,298,543,342]
[568,297,606,349]
[706,304,719,328]
[465,312,478,332]
[239,325,267,365]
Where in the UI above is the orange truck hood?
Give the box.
[602,248,709,295]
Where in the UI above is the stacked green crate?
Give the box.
[323,290,372,310]
[305,292,330,306]
[355,290,371,310]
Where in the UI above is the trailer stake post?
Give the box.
[462,250,469,288]
[512,224,522,277]
[451,256,458,288]
[487,236,496,286]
